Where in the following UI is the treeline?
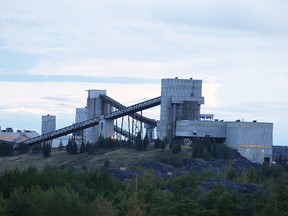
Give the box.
[0,134,228,161]
[0,132,152,157]
[0,165,288,215]
[0,140,51,157]
[66,133,151,155]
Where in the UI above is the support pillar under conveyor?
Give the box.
[72,129,85,145]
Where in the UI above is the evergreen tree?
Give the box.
[42,141,51,157]
[86,142,95,154]
[204,136,212,153]
[72,141,78,154]
[86,141,90,153]
[66,138,73,154]
[98,135,105,148]
[80,142,86,153]
[142,133,149,151]
[171,138,181,154]
[172,143,181,154]
[212,139,217,159]
[192,137,204,158]
[154,138,161,149]
[0,141,14,156]
[160,140,166,151]
[32,142,42,154]
[127,139,133,149]
[135,132,142,151]
[176,143,181,153]
[284,157,288,171]
[103,138,113,149]
[17,143,29,154]
[58,140,64,151]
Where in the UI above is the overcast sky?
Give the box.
[0,0,287,145]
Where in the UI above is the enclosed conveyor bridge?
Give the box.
[20,96,161,146]
[100,95,157,127]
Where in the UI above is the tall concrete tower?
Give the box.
[75,108,87,123]
[85,90,114,143]
[41,114,56,134]
[75,108,87,138]
[158,78,204,140]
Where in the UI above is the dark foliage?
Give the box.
[86,142,96,154]
[0,159,288,215]
[160,140,166,151]
[80,142,86,154]
[72,142,78,154]
[66,138,73,154]
[0,141,14,156]
[42,142,51,157]
[153,138,166,151]
[17,143,29,154]
[142,133,149,151]
[2,139,288,216]
[154,138,161,149]
[135,132,143,151]
[171,137,182,154]
[58,140,64,151]
[32,143,42,154]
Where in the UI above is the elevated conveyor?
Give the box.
[114,125,136,141]
[100,95,157,127]
[21,96,161,146]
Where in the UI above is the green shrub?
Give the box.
[0,141,14,156]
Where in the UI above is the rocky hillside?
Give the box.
[1,145,261,194]
[272,145,288,161]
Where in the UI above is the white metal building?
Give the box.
[157,77,273,164]
[175,119,273,164]
[225,121,273,164]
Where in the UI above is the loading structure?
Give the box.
[100,94,157,141]
[17,77,273,164]
[100,94,157,127]
[21,96,161,146]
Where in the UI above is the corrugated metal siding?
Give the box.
[175,120,226,138]
[175,120,273,163]
[226,122,273,163]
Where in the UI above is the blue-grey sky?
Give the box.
[0,0,288,145]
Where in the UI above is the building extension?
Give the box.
[158,78,273,164]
